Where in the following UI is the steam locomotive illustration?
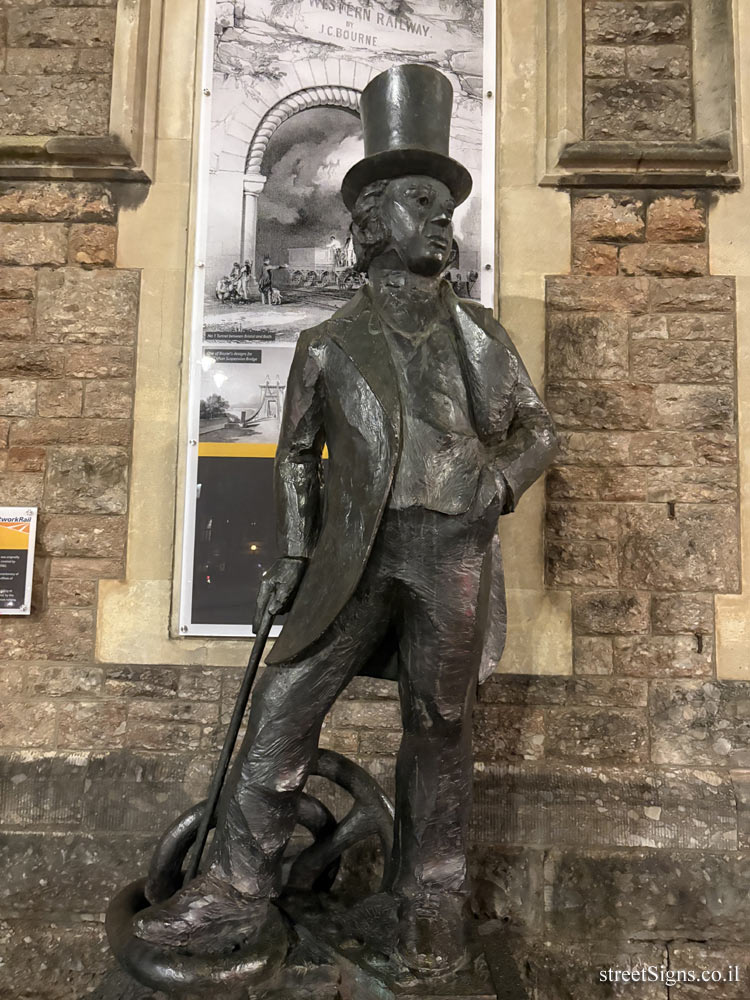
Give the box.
[286,245,364,290]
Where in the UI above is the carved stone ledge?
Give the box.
[0,136,149,182]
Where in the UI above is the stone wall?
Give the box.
[584,1,695,140]
[1,3,750,999]
[0,2,116,136]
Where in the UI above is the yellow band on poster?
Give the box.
[198,443,277,458]
[198,443,329,459]
[0,523,30,550]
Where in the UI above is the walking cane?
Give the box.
[185,606,276,882]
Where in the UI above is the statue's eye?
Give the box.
[417,195,430,207]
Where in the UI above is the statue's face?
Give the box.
[380,176,455,277]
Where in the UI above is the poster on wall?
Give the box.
[180,0,496,636]
[0,507,37,616]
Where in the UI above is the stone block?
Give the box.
[647,195,707,243]
[36,379,83,417]
[103,664,179,699]
[26,663,103,697]
[650,277,736,312]
[68,223,117,266]
[44,446,129,514]
[620,504,740,592]
[731,771,750,850]
[547,501,620,542]
[64,346,134,379]
[0,702,56,748]
[0,378,36,416]
[545,849,750,942]
[619,243,708,277]
[0,919,110,1000]
[319,724,361,754]
[47,578,96,607]
[56,701,127,751]
[630,314,668,339]
[547,466,646,501]
[668,313,734,339]
[650,680,750,767]
[574,636,614,675]
[545,707,648,763]
[177,666,224,702]
[343,676,398,700]
[568,676,648,707]
[0,266,35,299]
[356,729,403,754]
[556,430,631,465]
[631,340,733,382]
[668,943,745,998]
[83,379,134,418]
[572,194,646,242]
[614,635,713,678]
[0,447,45,473]
[0,751,89,827]
[647,467,737,503]
[39,515,126,558]
[513,938,668,1000]
[330,699,402,730]
[479,675,569,706]
[49,556,122,580]
[473,706,545,762]
[0,222,67,266]
[546,539,618,587]
[585,45,626,78]
[10,417,130,447]
[469,847,543,933]
[653,385,735,430]
[0,471,44,504]
[572,241,619,275]
[473,763,737,850]
[0,665,24,699]
[573,591,651,635]
[0,345,64,378]
[0,74,112,136]
[37,268,140,345]
[5,47,81,76]
[546,276,649,312]
[585,79,692,140]
[627,43,690,79]
[547,381,654,430]
[586,2,690,45]
[629,431,737,467]
[0,299,33,340]
[547,312,629,380]
[7,9,116,47]
[0,832,148,915]
[652,593,714,634]
[0,182,114,223]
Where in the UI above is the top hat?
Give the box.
[341,64,473,211]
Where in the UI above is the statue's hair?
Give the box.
[349,179,392,271]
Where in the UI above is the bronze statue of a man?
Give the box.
[135,64,557,975]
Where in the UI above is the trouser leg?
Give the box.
[388,507,497,900]
[210,577,391,898]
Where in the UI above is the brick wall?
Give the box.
[584,1,695,140]
[0,3,116,136]
[1,4,749,1000]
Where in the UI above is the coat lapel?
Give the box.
[443,283,515,441]
[328,288,401,447]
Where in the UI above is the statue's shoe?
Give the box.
[396,890,472,977]
[132,871,286,958]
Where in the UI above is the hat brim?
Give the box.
[341,148,473,211]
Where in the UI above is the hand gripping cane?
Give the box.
[185,607,275,882]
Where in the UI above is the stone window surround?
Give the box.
[0,0,163,182]
[544,0,739,188]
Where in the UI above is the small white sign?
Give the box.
[0,507,37,615]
